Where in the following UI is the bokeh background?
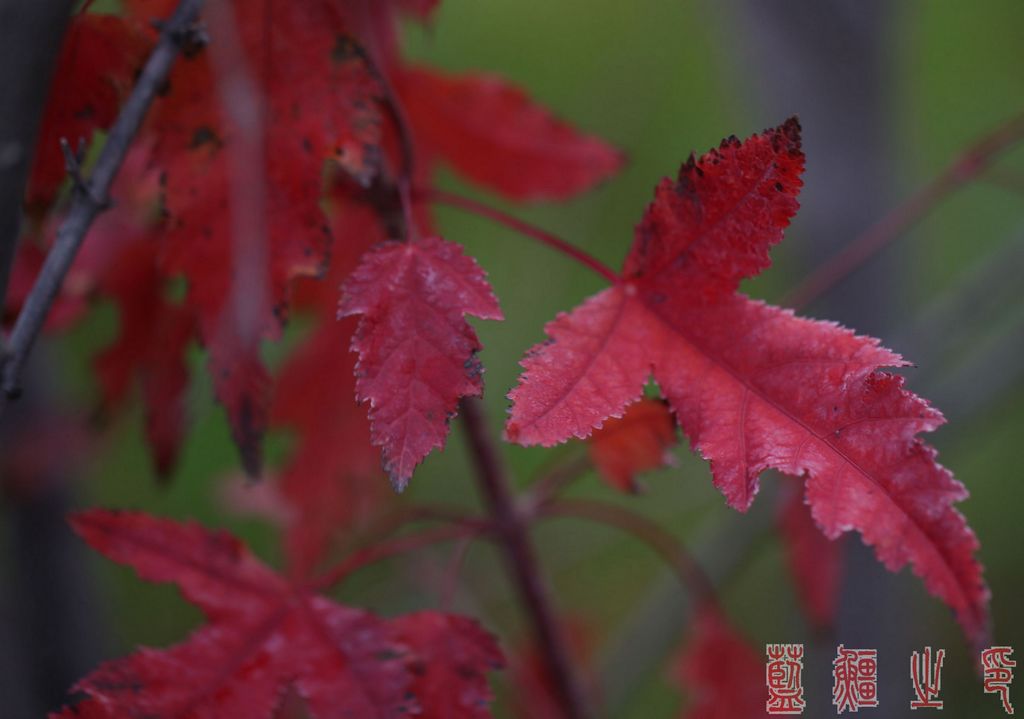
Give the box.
[2,1,1023,716]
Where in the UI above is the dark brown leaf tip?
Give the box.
[772,116,803,154]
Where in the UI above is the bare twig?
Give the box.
[0,0,205,404]
[784,110,1024,309]
[459,397,592,719]
[59,137,97,204]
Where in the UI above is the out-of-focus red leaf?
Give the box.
[674,609,765,719]
[27,13,150,211]
[3,242,89,331]
[15,142,195,477]
[340,236,502,489]
[83,144,194,477]
[85,149,192,475]
[269,191,389,577]
[506,119,990,650]
[272,316,383,575]
[400,66,623,201]
[122,0,179,20]
[391,611,505,719]
[50,698,117,719]
[64,510,503,718]
[507,620,594,719]
[588,397,676,492]
[0,414,91,498]
[219,471,293,526]
[779,481,842,630]
[94,250,194,478]
[139,1,384,470]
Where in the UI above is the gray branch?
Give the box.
[0,0,205,403]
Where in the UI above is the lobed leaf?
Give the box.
[62,510,504,719]
[401,66,623,201]
[341,237,502,489]
[507,120,990,649]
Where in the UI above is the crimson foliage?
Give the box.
[8,1,990,717]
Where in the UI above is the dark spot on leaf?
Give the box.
[190,126,221,150]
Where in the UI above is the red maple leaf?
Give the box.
[93,243,194,478]
[778,480,842,630]
[390,612,505,719]
[14,143,196,477]
[80,145,195,478]
[400,66,623,201]
[340,236,503,489]
[674,609,766,719]
[60,510,504,718]
[270,192,390,577]
[127,0,385,473]
[505,119,990,650]
[26,12,150,211]
[334,1,622,203]
[506,619,595,719]
[328,5,622,486]
[51,698,115,719]
[588,398,677,493]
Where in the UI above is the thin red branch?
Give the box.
[307,523,478,593]
[439,535,474,612]
[459,397,592,719]
[398,176,418,242]
[421,187,622,285]
[539,498,720,612]
[784,110,1024,309]
[521,451,593,515]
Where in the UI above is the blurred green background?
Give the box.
[5,1,1023,717]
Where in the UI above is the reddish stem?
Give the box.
[439,535,473,612]
[307,523,477,593]
[540,498,720,612]
[459,397,592,719]
[521,452,593,515]
[784,110,1024,309]
[398,176,418,242]
[421,187,622,285]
